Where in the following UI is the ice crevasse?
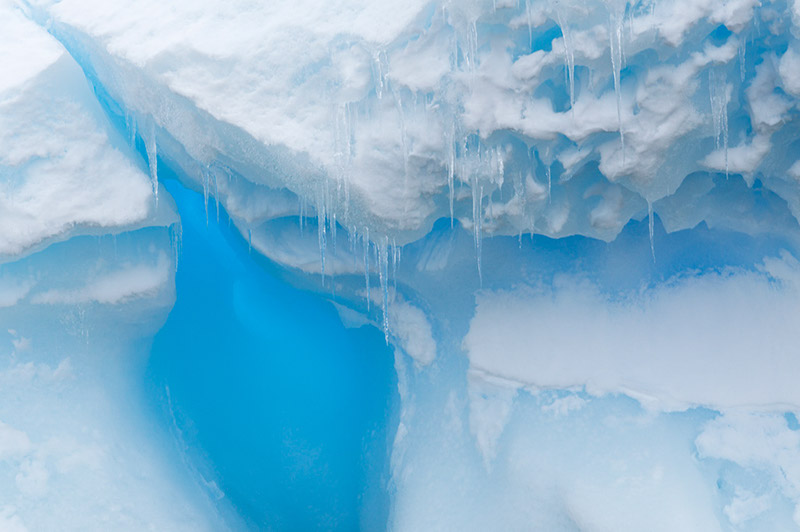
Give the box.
[4,0,800,529]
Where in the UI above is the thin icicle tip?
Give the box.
[144,120,159,206]
[378,236,390,344]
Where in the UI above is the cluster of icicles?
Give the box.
[121,0,739,346]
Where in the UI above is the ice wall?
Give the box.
[0,4,232,529]
[7,0,800,529]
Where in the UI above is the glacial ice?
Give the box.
[0,4,227,530]
[4,0,800,529]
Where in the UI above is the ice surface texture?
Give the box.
[20,0,800,246]
[0,4,228,530]
[5,0,800,530]
[21,0,800,398]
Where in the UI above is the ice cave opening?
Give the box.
[145,177,398,530]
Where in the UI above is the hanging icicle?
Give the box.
[609,9,625,164]
[363,228,370,312]
[144,119,159,206]
[378,236,390,344]
[709,68,729,178]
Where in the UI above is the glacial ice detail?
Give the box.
[19,0,800,250]
[4,0,800,530]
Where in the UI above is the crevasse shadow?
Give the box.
[146,178,398,531]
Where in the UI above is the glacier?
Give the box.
[3,0,800,529]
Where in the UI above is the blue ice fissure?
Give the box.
[146,178,398,531]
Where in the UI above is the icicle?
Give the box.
[494,146,505,189]
[331,212,337,258]
[626,3,634,47]
[609,11,625,164]
[477,184,483,285]
[373,239,379,276]
[464,19,479,78]
[126,112,137,147]
[556,10,575,109]
[363,228,370,312]
[170,223,183,270]
[373,50,385,100]
[472,178,483,284]
[299,196,305,236]
[343,161,351,224]
[202,167,210,225]
[525,0,533,48]
[175,225,182,268]
[144,120,158,206]
[648,201,655,263]
[449,124,456,227]
[470,20,479,72]
[350,225,358,271]
[317,193,327,281]
[709,69,729,178]
[346,102,354,162]
[391,238,399,292]
[546,164,552,203]
[514,169,524,201]
[378,236,390,344]
[214,169,220,222]
[738,36,747,82]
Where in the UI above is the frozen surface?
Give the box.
[0,3,169,259]
[0,232,231,532]
[22,0,800,246]
[465,251,800,410]
[5,0,800,529]
[0,3,229,529]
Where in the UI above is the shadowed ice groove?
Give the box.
[146,178,398,531]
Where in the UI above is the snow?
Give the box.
[0,232,229,531]
[0,3,163,259]
[780,44,800,97]
[6,0,800,529]
[388,299,436,366]
[0,4,227,530]
[465,251,800,410]
[25,0,800,247]
[30,252,171,305]
[0,4,62,93]
[696,411,800,527]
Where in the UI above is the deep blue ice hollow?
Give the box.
[146,178,398,531]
